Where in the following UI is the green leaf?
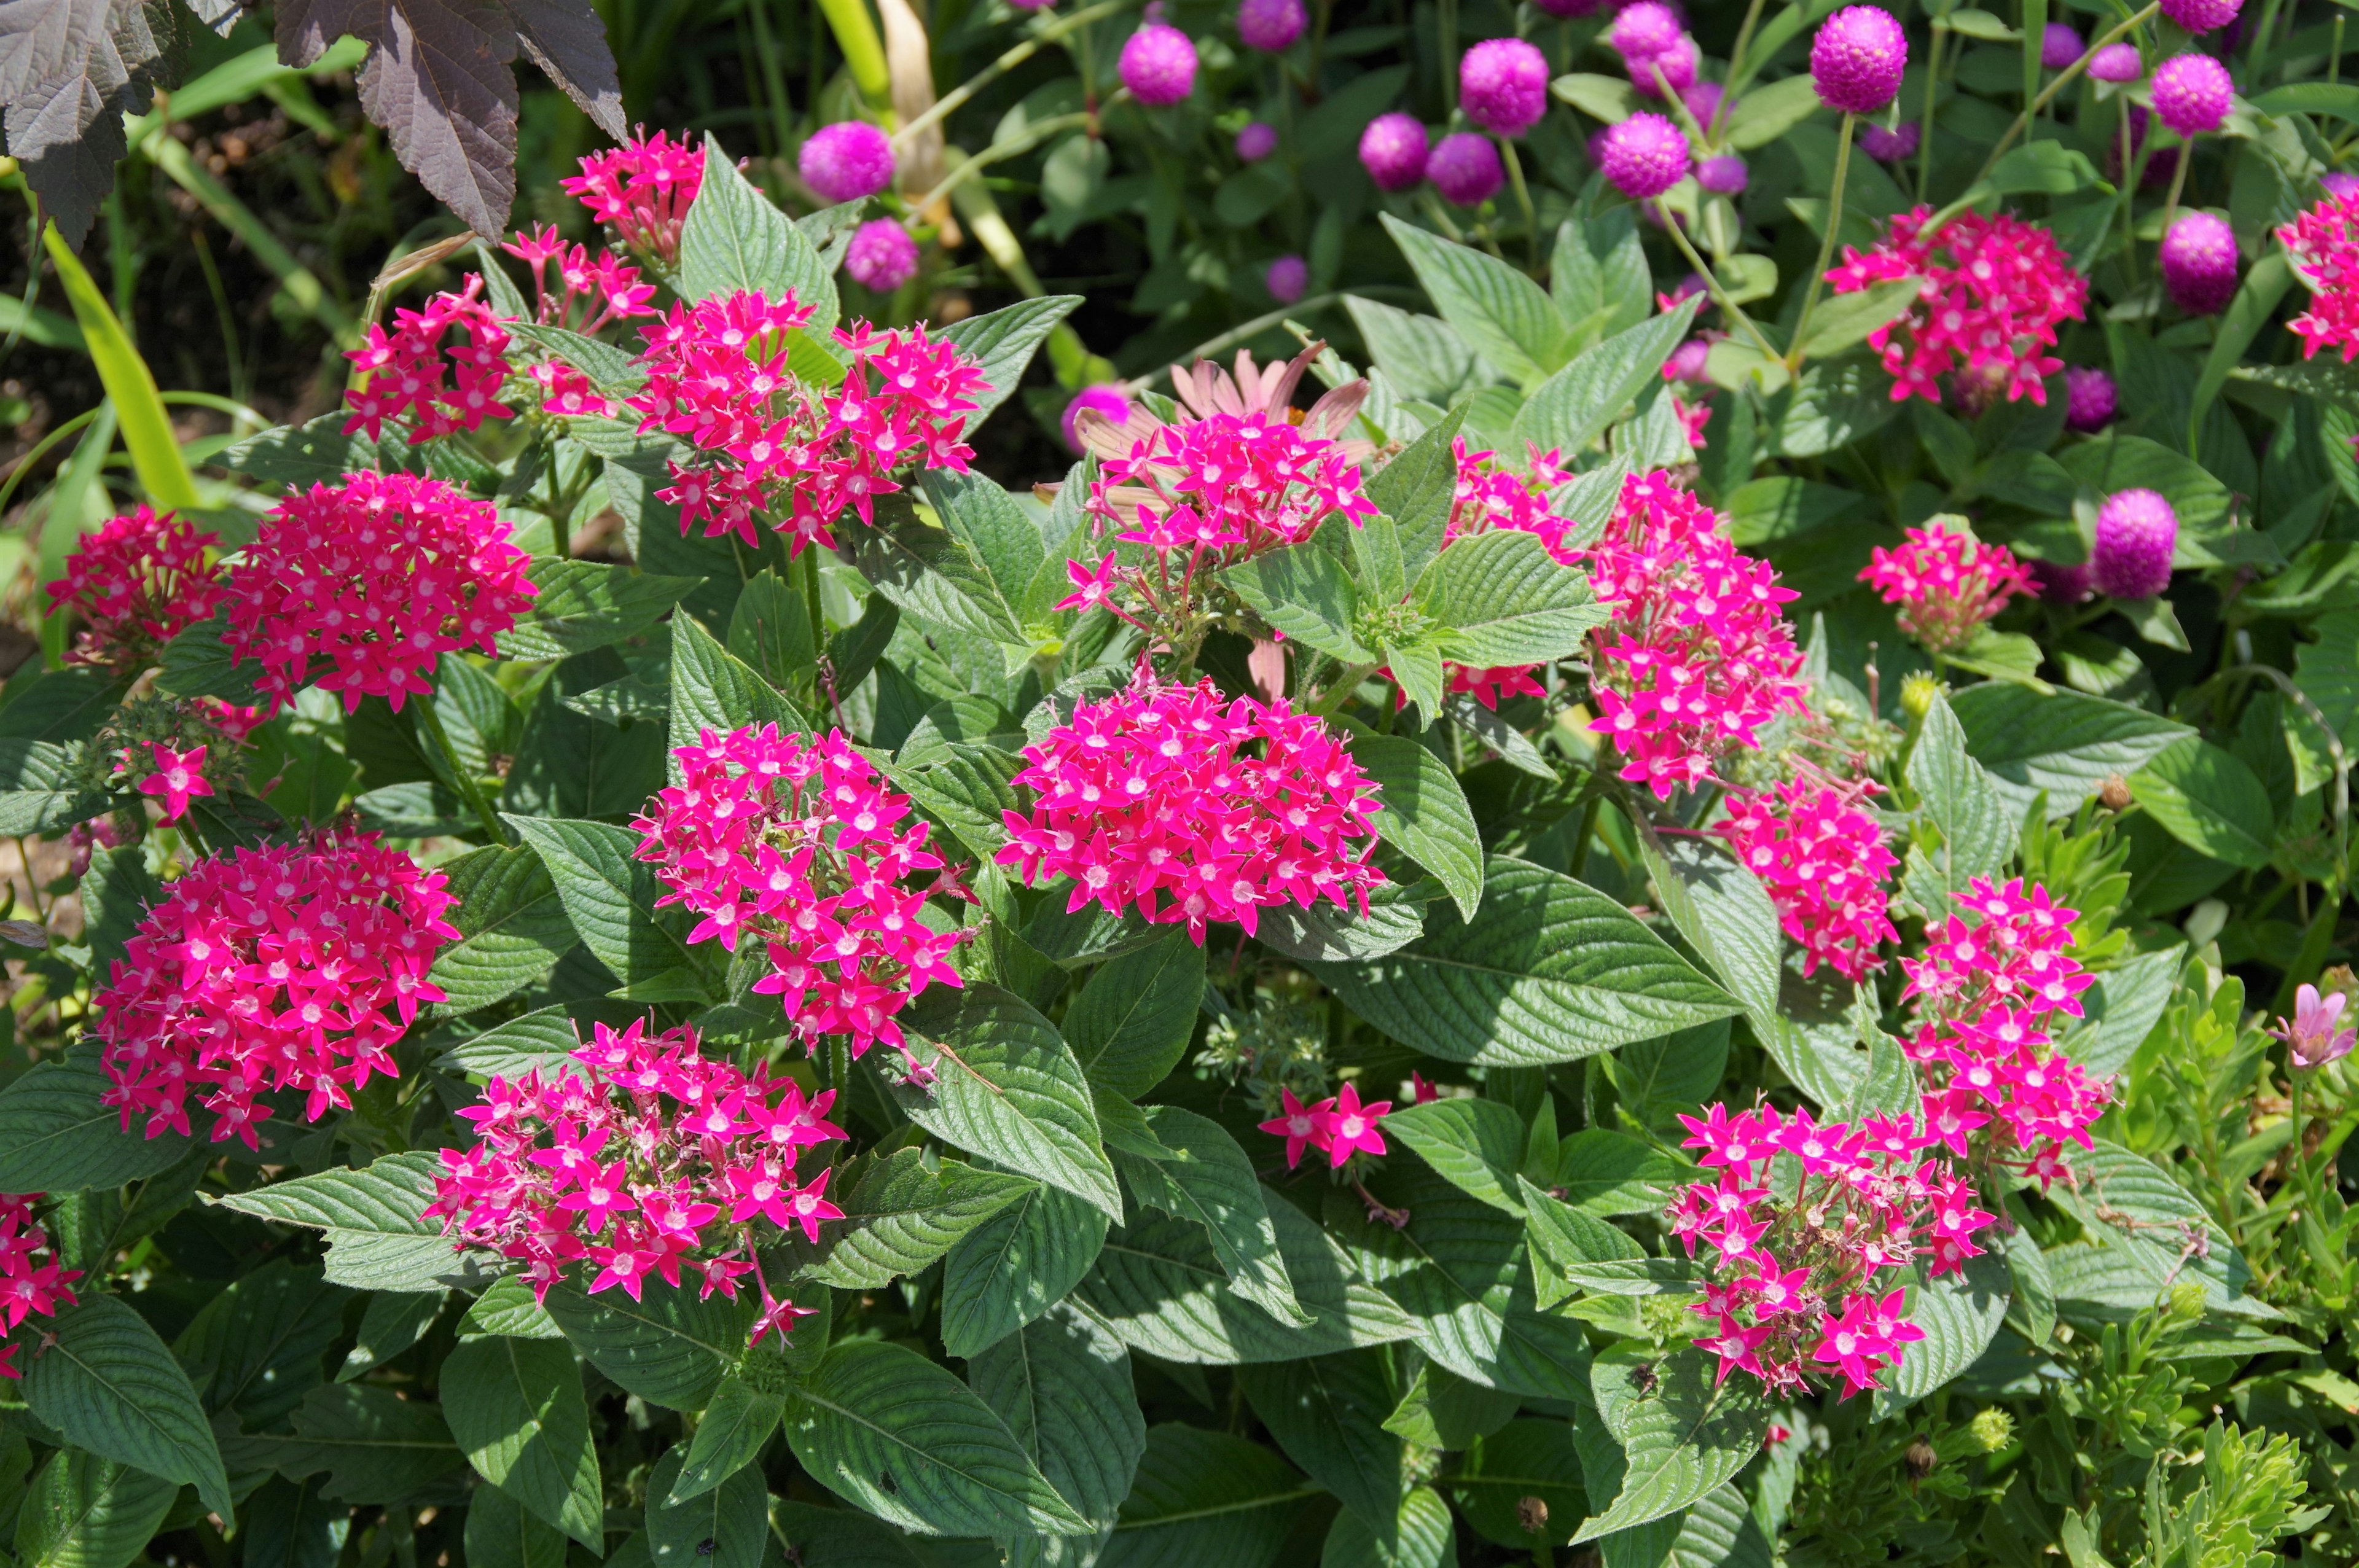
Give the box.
[465,1482,569,1568]
[338,1291,446,1381]
[219,1383,464,1504]
[1118,1106,1310,1327]
[1417,528,1606,669]
[1722,72,1824,148]
[1797,276,1922,359]
[1313,857,1740,1066]
[504,815,710,1000]
[1509,297,1701,454]
[842,494,1033,647]
[0,1045,198,1193]
[217,1152,471,1293]
[1573,1347,1769,1541]
[1987,141,2097,195]
[678,134,835,327]
[1344,733,1484,921]
[155,615,264,705]
[1520,1177,1692,1306]
[1383,1363,1519,1450]
[646,1448,767,1568]
[883,741,1025,862]
[441,1336,604,1548]
[1385,1098,1528,1215]
[1948,683,2194,821]
[2129,738,2275,870]
[937,297,1085,437]
[888,985,1121,1222]
[785,1340,1092,1538]
[670,614,810,755]
[2044,1139,2269,1319]
[2055,432,2232,534]
[2064,946,2186,1078]
[1385,637,1447,721]
[496,561,704,661]
[921,470,1052,630]
[540,1278,753,1411]
[1546,1131,1694,1217]
[1382,214,1571,388]
[0,738,109,837]
[220,413,378,488]
[727,570,816,697]
[796,1147,1034,1289]
[428,845,580,1013]
[22,1295,232,1521]
[1103,1424,1314,1568]
[967,1303,1146,1528]
[13,1452,177,1568]
[1065,932,1205,1099]
[1903,693,2013,913]
[1638,835,1783,1028]
[1552,211,1651,343]
[1369,402,1471,580]
[1452,1419,1587,1549]
[173,1259,348,1428]
[0,668,128,745]
[464,1277,562,1340]
[1238,1352,1402,1535]
[941,1183,1111,1359]
[1222,540,1370,663]
[1869,1250,2011,1418]
[444,1006,585,1083]
[670,1376,787,1503]
[1252,878,1436,963]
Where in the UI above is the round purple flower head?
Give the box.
[2040,23,2083,69]
[2325,172,2359,203]
[799,122,895,203]
[1697,154,1748,194]
[1461,38,1550,136]
[2151,53,2232,136]
[1610,2,1684,61]
[2092,489,2178,599]
[843,219,919,292]
[1237,0,1305,52]
[1664,338,1712,382]
[1427,132,1505,206]
[1630,35,1699,96]
[1266,254,1309,303]
[1810,6,1907,115]
[2161,210,2239,313]
[1860,121,1921,160]
[2028,559,2094,606]
[1360,113,1430,191]
[1598,112,1691,200]
[1062,384,1132,455]
[1121,23,1198,105]
[2161,0,2241,32]
[2088,42,2144,82]
[2065,367,2118,433]
[1236,120,1279,162]
[1683,81,1726,130]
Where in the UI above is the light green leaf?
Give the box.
[678,134,836,326]
[1638,835,1783,1028]
[669,614,810,758]
[1869,1250,2011,1417]
[1385,1097,1528,1215]
[1347,732,1485,921]
[23,1296,230,1520]
[496,561,705,661]
[1065,932,1205,1099]
[428,845,579,1014]
[1797,276,1921,359]
[1949,683,2194,821]
[1382,215,1571,388]
[1369,402,1472,579]
[441,1337,604,1548]
[1117,1106,1310,1327]
[1573,1347,1769,1541]
[1418,528,1607,669]
[1222,541,1371,663]
[796,1148,1034,1289]
[937,297,1085,437]
[1321,1484,1457,1568]
[2129,738,2275,869]
[669,1377,786,1504]
[1902,693,2013,913]
[1509,297,1700,454]
[217,1152,471,1292]
[1521,1177,1692,1306]
[504,814,711,999]
[0,1045,198,1193]
[968,1303,1146,1529]
[941,1183,1111,1359]
[541,1277,754,1411]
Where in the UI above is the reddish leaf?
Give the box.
[0,0,181,244]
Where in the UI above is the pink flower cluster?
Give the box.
[633,725,971,1069]
[1084,408,1377,561]
[1715,779,1899,982]
[92,831,458,1147]
[1578,474,1808,797]
[343,276,515,443]
[0,1196,77,1379]
[221,471,538,716]
[1828,207,2089,407]
[1858,520,2034,653]
[1670,1102,1995,1397]
[996,676,1387,943]
[563,128,706,263]
[2280,189,2359,363]
[47,506,223,668]
[429,1019,838,1343]
[1900,878,2107,1187]
[1257,1083,1391,1168]
[626,292,987,553]
[504,227,657,332]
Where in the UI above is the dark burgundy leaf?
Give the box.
[503,0,621,138]
[355,0,518,240]
[0,0,179,244]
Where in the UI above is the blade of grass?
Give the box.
[41,227,197,513]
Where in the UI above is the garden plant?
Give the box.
[0,0,2353,1562]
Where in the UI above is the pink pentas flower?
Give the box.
[429,1018,842,1341]
[1714,779,1899,982]
[2279,188,2359,363]
[633,724,972,1072]
[220,471,538,717]
[0,1195,78,1378]
[1669,1101,1991,1398]
[343,275,517,443]
[1828,207,2089,408]
[563,128,705,263]
[1578,474,1809,798]
[1259,1086,1329,1167]
[135,743,213,824]
[1858,519,2033,652]
[996,674,1387,943]
[503,227,657,332]
[92,830,458,1146]
[47,506,223,669]
[1323,1082,1391,1165]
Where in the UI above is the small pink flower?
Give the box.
[136,742,213,824]
[563,128,705,262]
[2277,983,2357,1069]
[1323,1083,1391,1166]
[1258,1087,1331,1168]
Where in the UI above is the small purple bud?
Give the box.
[2041,22,2083,69]
[2151,52,2232,137]
[843,219,919,292]
[1460,38,1551,137]
[1062,384,1132,454]
[1859,121,1921,160]
[2064,367,2118,433]
[2160,210,2239,314]
[799,122,896,203]
[1598,112,1691,200]
[1237,0,1305,52]
[2091,488,2179,599]
[2088,42,2144,82]
[1697,154,1748,194]
[1683,80,1725,130]
[1426,131,1505,206]
[1359,113,1430,192]
[2161,0,2242,33]
[1265,254,1309,303]
[2325,172,2359,203]
[1810,6,1908,115]
[1235,120,1279,162]
[1121,23,1198,106]
[1663,337,1712,382]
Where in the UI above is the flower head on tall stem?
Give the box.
[2276,983,2357,1069]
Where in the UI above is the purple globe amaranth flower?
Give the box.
[1121,23,1198,105]
[1663,337,1712,382]
[1860,121,1920,160]
[1360,113,1430,190]
[2092,488,2178,598]
[2151,52,2233,136]
[1697,154,1748,194]
[1811,6,1908,115]
[2088,42,2144,82]
[2325,172,2359,202]
[843,219,918,292]
[2065,366,2118,432]
[1427,132,1504,205]
[799,122,895,203]
[1265,254,1309,303]
[1237,0,1305,52]
[1236,120,1279,162]
[1461,38,1550,136]
[1683,81,1726,130]
[1630,35,1699,97]
[2041,22,2084,68]
[2028,558,2094,605]
[1599,112,1691,200]
[1610,2,1686,61]
[2161,0,2242,33]
[2161,210,2240,313]
[1062,384,1132,454]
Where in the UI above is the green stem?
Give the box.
[1501,138,1539,268]
[2159,131,2192,235]
[910,108,1109,214]
[1312,662,1379,717]
[1973,2,2161,186]
[415,689,508,845]
[1917,25,1946,204]
[1723,0,1773,99]
[1785,114,1855,371]
[1656,199,1781,361]
[2247,0,2285,77]
[814,0,894,117]
[891,0,1136,150]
